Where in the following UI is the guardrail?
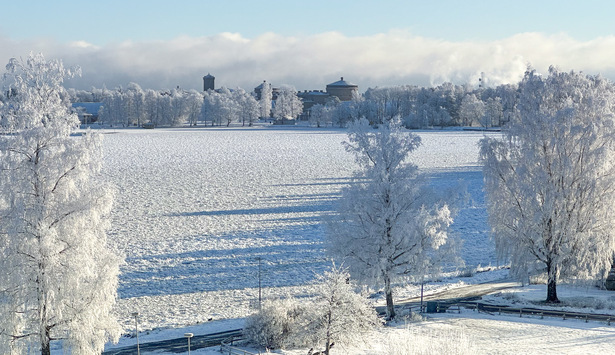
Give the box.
[426,300,615,325]
[220,334,261,355]
[103,329,243,354]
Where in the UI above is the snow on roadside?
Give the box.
[102,299,615,355]
[484,283,615,315]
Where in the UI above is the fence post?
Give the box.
[519,308,522,318]
[563,313,566,320]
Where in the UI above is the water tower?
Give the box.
[203,73,215,91]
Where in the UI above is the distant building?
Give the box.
[254,80,280,100]
[326,77,358,101]
[297,77,359,120]
[297,90,332,115]
[209,75,360,120]
[72,102,104,124]
[203,73,215,91]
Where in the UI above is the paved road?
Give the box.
[102,329,242,354]
[398,279,521,304]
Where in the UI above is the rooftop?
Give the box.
[327,77,358,87]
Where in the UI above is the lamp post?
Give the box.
[184,333,194,354]
[131,312,140,355]
[256,256,262,309]
[420,278,425,313]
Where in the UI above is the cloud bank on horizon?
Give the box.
[1,30,614,92]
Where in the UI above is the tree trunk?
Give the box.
[385,274,395,320]
[324,309,332,355]
[41,326,51,355]
[546,261,559,303]
[41,341,51,355]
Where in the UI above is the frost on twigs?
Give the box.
[302,265,380,355]
[244,295,307,350]
[328,117,458,320]
[244,266,379,355]
[481,66,615,303]
[0,53,121,355]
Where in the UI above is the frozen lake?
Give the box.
[99,126,498,330]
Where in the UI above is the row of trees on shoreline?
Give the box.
[68,79,520,129]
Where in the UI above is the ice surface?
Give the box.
[98,126,496,331]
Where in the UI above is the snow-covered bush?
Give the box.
[244,296,307,350]
[244,266,379,354]
[302,266,380,355]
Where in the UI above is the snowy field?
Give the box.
[50,124,614,355]
[97,126,496,332]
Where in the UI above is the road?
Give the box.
[398,279,521,304]
[373,279,521,316]
[102,329,242,354]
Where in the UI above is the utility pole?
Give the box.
[256,256,262,309]
[131,312,140,355]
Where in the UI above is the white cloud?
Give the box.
[68,40,98,49]
[1,31,615,92]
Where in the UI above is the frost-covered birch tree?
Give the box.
[459,93,485,127]
[483,97,503,128]
[233,88,259,126]
[309,104,332,128]
[272,86,303,122]
[328,117,453,320]
[303,266,379,355]
[481,67,615,303]
[0,53,121,354]
[259,80,272,119]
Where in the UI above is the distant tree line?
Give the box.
[306,82,518,129]
[66,82,301,128]
[65,80,521,129]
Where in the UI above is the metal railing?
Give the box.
[220,334,261,355]
[425,300,615,325]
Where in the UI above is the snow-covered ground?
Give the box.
[98,125,497,332]
[101,282,615,354]
[49,124,613,354]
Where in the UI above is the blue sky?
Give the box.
[1,0,614,90]
[3,0,612,43]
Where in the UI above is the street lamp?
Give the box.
[184,333,194,354]
[420,277,425,313]
[131,312,140,355]
[256,256,262,309]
